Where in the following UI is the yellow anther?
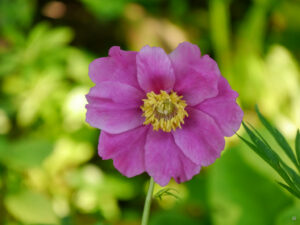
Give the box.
[141,90,188,132]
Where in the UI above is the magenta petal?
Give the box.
[145,130,201,186]
[169,42,201,67]
[86,108,143,134]
[195,76,243,137]
[89,46,140,89]
[173,108,225,166]
[85,81,144,134]
[98,126,148,177]
[137,46,175,93]
[169,42,219,105]
[86,81,145,106]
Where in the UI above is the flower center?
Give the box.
[141,90,188,132]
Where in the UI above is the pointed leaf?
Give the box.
[240,123,295,189]
[242,122,279,168]
[247,122,272,149]
[296,130,300,166]
[237,131,278,174]
[255,105,298,170]
[279,162,300,192]
[237,133,272,165]
[154,188,180,201]
[277,182,300,198]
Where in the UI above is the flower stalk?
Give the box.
[141,177,155,225]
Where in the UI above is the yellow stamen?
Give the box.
[141,90,188,132]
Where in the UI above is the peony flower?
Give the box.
[86,42,243,186]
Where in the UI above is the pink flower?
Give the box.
[86,42,243,186]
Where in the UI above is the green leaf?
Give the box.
[277,182,300,199]
[296,130,300,166]
[4,189,59,224]
[237,132,273,166]
[154,188,180,201]
[255,105,299,170]
[0,139,53,170]
[279,162,300,192]
[241,122,280,169]
[239,123,296,191]
[80,0,126,21]
[247,122,272,149]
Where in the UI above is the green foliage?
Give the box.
[4,189,59,224]
[0,0,35,44]
[0,139,53,170]
[80,0,127,21]
[240,106,300,198]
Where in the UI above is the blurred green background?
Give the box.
[0,0,299,224]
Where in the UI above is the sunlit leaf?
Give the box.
[24,23,73,64]
[4,189,59,224]
[0,139,53,170]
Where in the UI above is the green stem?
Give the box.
[141,177,155,225]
